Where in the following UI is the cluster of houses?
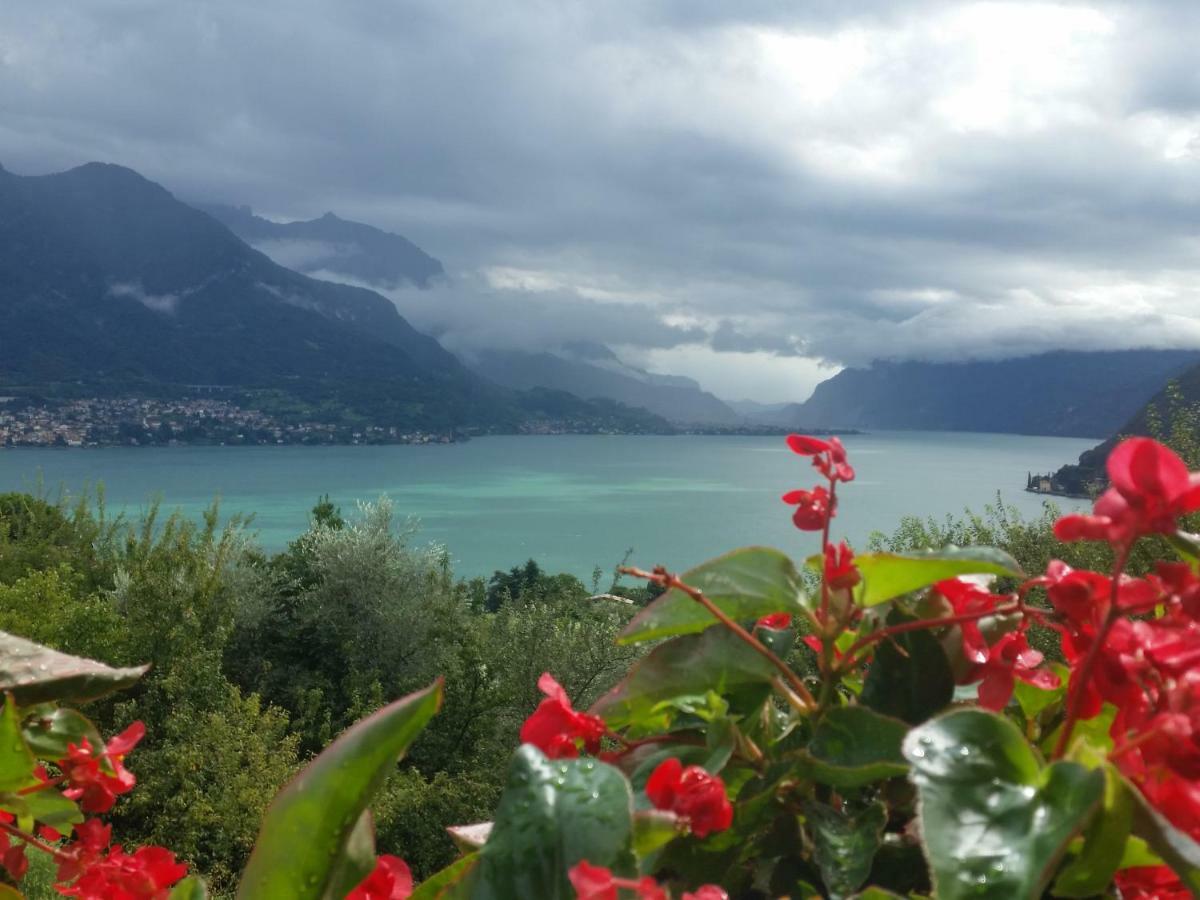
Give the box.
[0,397,457,447]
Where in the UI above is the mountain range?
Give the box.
[0,162,667,433]
[774,351,1200,438]
[198,203,444,288]
[467,342,741,426]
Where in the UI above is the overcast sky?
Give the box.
[4,1,1200,401]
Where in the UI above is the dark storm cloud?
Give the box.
[3,0,1200,399]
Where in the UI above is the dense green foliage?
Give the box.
[0,492,642,892]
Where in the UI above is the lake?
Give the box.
[0,432,1093,581]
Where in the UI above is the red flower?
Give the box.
[755,613,792,630]
[823,541,860,591]
[1113,865,1192,900]
[786,434,855,483]
[520,673,607,759]
[973,631,1059,711]
[347,855,413,900]
[782,486,833,531]
[645,758,733,838]
[59,722,145,814]
[934,578,1005,665]
[58,844,188,899]
[567,862,666,900]
[1054,438,1200,549]
[1,843,27,881]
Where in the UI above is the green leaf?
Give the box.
[851,889,906,899]
[324,810,377,900]
[806,799,887,899]
[0,695,36,793]
[465,745,635,900]
[22,707,105,759]
[409,854,478,900]
[1013,663,1067,722]
[1126,772,1200,894]
[852,547,1023,608]
[860,613,954,725]
[903,709,1104,899]
[2,786,83,830]
[168,876,209,900]
[619,547,806,643]
[1167,530,1200,572]
[633,809,681,857]
[0,632,147,705]
[590,626,779,732]
[1052,764,1132,897]
[236,680,443,900]
[800,706,910,788]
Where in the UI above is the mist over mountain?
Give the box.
[468,343,740,426]
[780,350,1200,438]
[197,202,444,288]
[0,162,668,433]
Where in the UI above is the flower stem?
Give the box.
[839,602,1026,671]
[0,820,71,863]
[1052,546,1130,760]
[620,566,817,710]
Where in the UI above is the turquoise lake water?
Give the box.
[0,432,1093,580]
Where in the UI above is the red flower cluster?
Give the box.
[347,855,413,900]
[645,758,732,839]
[520,673,607,759]
[58,721,145,814]
[786,435,855,484]
[933,578,1058,710]
[782,435,854,532]
[1054,438,1200,550]
[568,861,727,900]
[56,818,187,899]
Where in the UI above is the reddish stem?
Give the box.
[0,819,71,863]
[840,601,1026,670]
[620,566,817,709]
[1053,546,1130,760]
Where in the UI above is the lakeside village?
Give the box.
[0,396,457,448]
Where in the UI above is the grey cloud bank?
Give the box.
[3,0,1200,401]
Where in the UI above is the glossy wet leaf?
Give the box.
[903,709,1103,899]
[22,707,105,758]
[852,547,1023,608]
[236,679,442,900]
[860,613,954,725]
[591,626,780,732]
[619,547,806,643]
[464,745,635,899]
[1126,772,1200,894]
[801,706,909,788]
[0,632,147,704]
[806,799,887,899]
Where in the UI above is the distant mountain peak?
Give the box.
[198,202,444,289]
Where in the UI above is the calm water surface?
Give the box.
[0,432,1092,580]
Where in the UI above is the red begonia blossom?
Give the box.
[755,613,792,630]
[520,673,607,759]
[823,541,860,591]
[645,758,732,838]
[972,631,1059,711]
[933,578,1008,665]
[782,486,833,531]
[347,855,413,900]
[1113,865,1192,900]
[1053,438,1200,549]
[786,435,855,483]
[57,844,187,899]
[58,721,145,814]
[568,862,726,900]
